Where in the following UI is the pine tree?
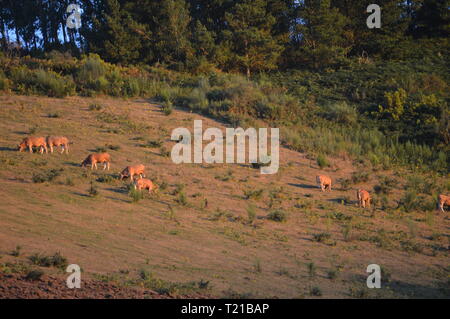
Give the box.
[88,0,145,64]
[411,0,450,38]
[153,0,194,70]
[224,0,283,77]
[293,0,349,69]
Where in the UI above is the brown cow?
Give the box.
[46,136,70,154]
[438,194,450,213]
[81,153,111,170]
[120,164,146,181]
[18,136,48,154]
[134,178,158,194]
[316,175,332,192]
[357,189,371,208]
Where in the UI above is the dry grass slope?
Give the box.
[0,94,448,298]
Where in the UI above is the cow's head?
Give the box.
[119,168,129,180]
[18,142,26,152]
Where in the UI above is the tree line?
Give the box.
[0,0,448,74]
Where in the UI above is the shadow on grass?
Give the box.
[64,161,82,167]
[0,146,18,152]
[72,192,91,198]
[288,183,317,189]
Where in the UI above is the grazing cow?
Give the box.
[18,136,48,154]
[81,153,111,170]
[134,178,158,194]
[357,189,371,208]
[46,136,70,154]
[316,175,332,192]
[438,194,450,213]
[120,164,146,181]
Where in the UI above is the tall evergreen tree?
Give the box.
[87,0,144,64]
[410,0,450,38]
[292,0,349,69]
[224,0,283,77]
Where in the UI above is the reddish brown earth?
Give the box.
[0,94,448,299]
[0,272,210,299]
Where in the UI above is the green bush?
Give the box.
[10,67,75,97]
[267,210,287,222]
[28,252,68,270]
[129,187,143,203]
[317,154,329,169]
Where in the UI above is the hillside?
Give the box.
[0,94,449,298]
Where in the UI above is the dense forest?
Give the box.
[1,0,449,71]
[0,0,449,172]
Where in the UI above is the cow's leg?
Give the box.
[29,145,33,153]
[107,162,110,170]
[439,203,445,213]
[328,184,332,191]
[43,145,48,154]
[50,145,54,153]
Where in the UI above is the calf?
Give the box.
[81,153,111,170]
[316,175,332,192]
[134,178,158,194]
[357,189,371,208]
[438,194,450,213]
[18,136,48,154]
[120,164,146,181]
[46,136,70,154]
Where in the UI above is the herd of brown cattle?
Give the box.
[17,136,449,212]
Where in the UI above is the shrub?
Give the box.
[312,232,331,243]
[267,210,287,222]
[244,189,264,200]
[96,175,115,184]
[351,171,369,184]
[28,252,68,270]
[145,139,163,148]
[88,103,103,111]
[176,192,188,206]
[317,154,329,169]
[88,181,99,197]
[307,262,316,277]
[162,101,173,115]
[374,176,398,195]
[10,245,22,257]
[160,146,170,157]
[0,71,9,91]
[33,69,75,97]
[65,177,75,186]
[246,205,256,224]
[310,286,322,296]
[327,269,339,280]
[254,259,262,273]
[94,146,107,153]
[25,269,44,281]
[129,187,143,203]
[32,169,63,183]
[47,112,61,118]
[321,102,358,125]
